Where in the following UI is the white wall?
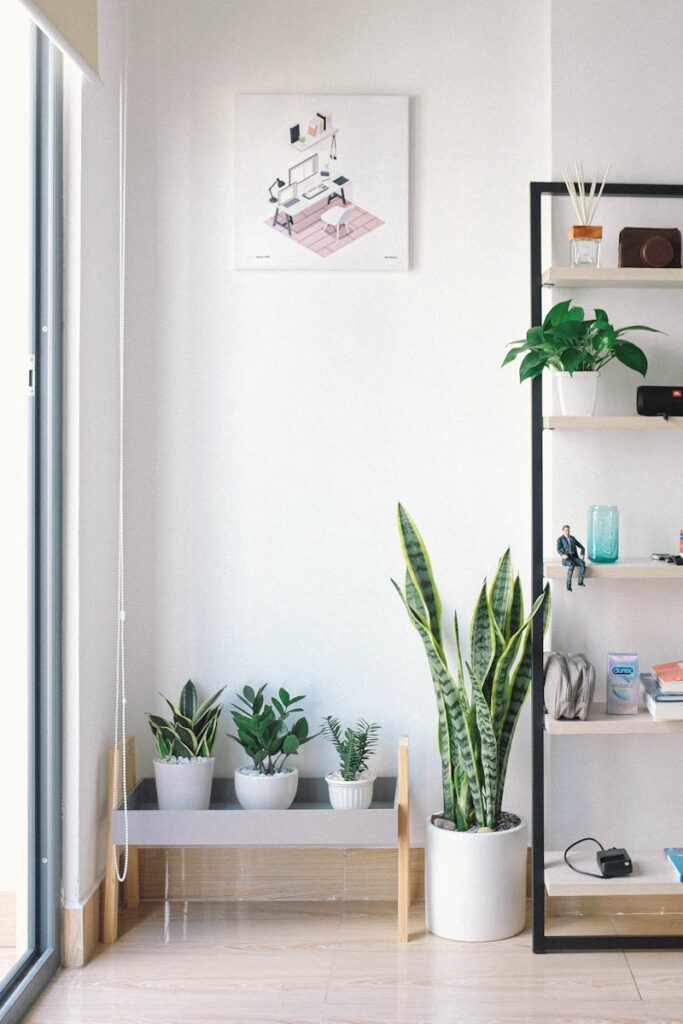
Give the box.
[552,0,683,185]
[66,0,683,901]
[546,0,683,850]
[62,0,123,906]
[121,0,550,844]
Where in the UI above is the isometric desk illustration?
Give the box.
[264,116,384,259]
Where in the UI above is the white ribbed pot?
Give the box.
[234,766,299,810]
[325,771,375,810]
[153,757,214,810]
[425,814,527,942]
[555,370,600,416]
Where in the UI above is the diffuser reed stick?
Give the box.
[563,162,611,225]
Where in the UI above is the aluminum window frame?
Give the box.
[0,27,62,1023]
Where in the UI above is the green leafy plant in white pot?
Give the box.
[147,680,225,810]
[229,684,315,809]
[321,717,380,810]
[503,299,658,416]
[394,505,550,942]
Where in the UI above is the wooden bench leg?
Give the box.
[397,734,410,942]
[103,841,119,944]
[124,847,140,910]
[103,736,138,943]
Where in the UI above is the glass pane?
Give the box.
[0,1,34,984]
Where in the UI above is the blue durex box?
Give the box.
[607,653,639,714]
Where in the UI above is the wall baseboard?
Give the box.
[138,846,683,918]
[547,894,683,916]
[139,847,425,902]
[59,847,682,964]
[62,881,102,968]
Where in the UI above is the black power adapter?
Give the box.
[596,847,632,878]
[564,837,633,879]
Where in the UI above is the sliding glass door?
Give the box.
[0,7,61,1021]
[0,1,34,993]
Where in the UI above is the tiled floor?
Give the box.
[265,197,384,257]
[22,902,683,1023]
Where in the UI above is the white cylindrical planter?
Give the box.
[425,814,527,942]
[325,771,375,810]
[234,766,299,810]
[555,370,600,416]
[153,757,215,811]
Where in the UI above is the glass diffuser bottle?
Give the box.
[569,225,602,268]
[587,505,619,563]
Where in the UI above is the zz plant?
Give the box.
[147,680,225,760]
[321,717,380,781]
[503,299,659,381]
[229,684,314,775]
[393,505,550,831]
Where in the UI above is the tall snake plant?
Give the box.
[393,505,550,831]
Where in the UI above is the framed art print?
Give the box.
[235,94,409,270]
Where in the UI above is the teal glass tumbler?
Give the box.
[587,505,619,563]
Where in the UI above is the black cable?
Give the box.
[564,836,605,879]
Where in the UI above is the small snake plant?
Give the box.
[321,717,380,781]
[393,505,550,831]
[147,679,225,760]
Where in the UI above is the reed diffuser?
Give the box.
[563,162,611,268]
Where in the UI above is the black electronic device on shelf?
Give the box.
[597,847,633,878]
[564,837,633,880]
[637,385,683,417]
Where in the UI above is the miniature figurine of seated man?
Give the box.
[557,524,586,591]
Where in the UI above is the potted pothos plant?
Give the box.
[394,505,550,942]
[321,717,380,810]
[503,299,659,415]
[147,680,225,810]
[228,684,315,809]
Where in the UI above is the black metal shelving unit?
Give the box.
[530,181,683,953]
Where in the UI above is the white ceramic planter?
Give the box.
[425,814,527,942]
[555,370,600,416]
[325,771,375,810]
[234,766,299,810]
[153,757,214,811]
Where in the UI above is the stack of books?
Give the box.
[306,115,328,140]
[665,848,683,881]
[641,661,683,720]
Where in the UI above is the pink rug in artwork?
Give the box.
[264,196,384,257]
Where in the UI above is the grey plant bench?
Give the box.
[103,735,410,943]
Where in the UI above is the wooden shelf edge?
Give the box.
[542,267,683,288]
[543,415,683,430]
[545,701,683,735]
[544,558,683,579]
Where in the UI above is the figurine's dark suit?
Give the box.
[557,533,586,590]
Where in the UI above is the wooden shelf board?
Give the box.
[545,701,683,735]
[111,777,398,848]
[542,267,683,288]
[545,850,682,897]
[544,416,683,430]
[544,558,683,579]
